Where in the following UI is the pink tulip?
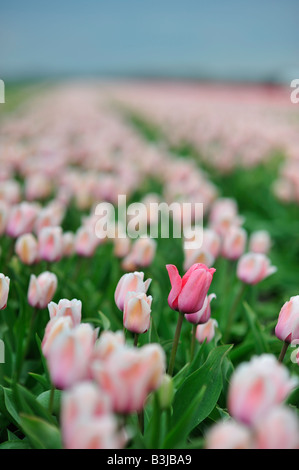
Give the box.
[237,252,276,285]
[253,405,299,449]
[228,354,297,426]
[249,230,271,254]
[27,271,57,309]
[196,318,218,343]
[275,296,299,344]
[61,381,115,449]
[62,231,75,257]
[63,414,126,449]
[42,316,73,357]
[183,248,215,272]
[115,272,151,311]
[221,226,247,260]
[202,228,221,259]
[38,226,63,262]
[205,420,252,449]
[6,202,39,238]
[0,274,10,310]
[74,226,99,257]
[166,263,216,314]
[121,238,156,271]
[92,343,165,413]
[92,330,125,361]
[48,298,82,326]
[123,292,152,334]
[15,233,38,265]
[47,323,96,389]
[185,293,216,324]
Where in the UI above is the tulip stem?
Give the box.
[278,341,289,363]
[190,324,197,362]
[134,333,139,347]
[223,283,246,343]
[168,312,184,376]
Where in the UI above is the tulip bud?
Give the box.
[48,298,82,326]
[249,230,271,254]
[166,263,216,314]
[15,233,38,265]
[115,272,151,311]
[228,354,297,426]
[205,420,252,449]
[185,293,216,325]
[196,318,218,343]
[0,274,10,310]
[237,252,276,285]
[123,292,152,334]
[28,271,57,309]
[157,374,174,410]
[38,226,63,262]
[221,226,247,260]
[253,405,299,449]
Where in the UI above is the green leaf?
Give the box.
[37,390,61,416]
[163,345,232,448]
[19,414,62,449]
[243,301,269,354]
[28,372,50,389]
[0,440,32,449]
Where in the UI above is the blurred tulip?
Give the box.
[123,291,152,334]
[48,298,82,326]
[38,226,63,262]
[249,230,271,254]
[15,233,38,265]
[228,354,297,426]
[122,237,156,271]
[0,274,10,310]
[166,263,216,314]
[0,201,9,235]
[75,226,99,257]
[221,226,247,260]
[157,374,174,410]
[237,252,276,285]
[62,231,75,257]
[253,405,299,449]
[47,323,96,389]
[205,420,252,449]
[115,271,151,311]
[275,295,299,344]
[92,330,125,361]
[42,316,73,357]
[196,318,218,343]
[6,202,39,238]
[27,271,57,309]
[92,343,165,413]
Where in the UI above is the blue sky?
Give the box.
[1,0,299,81]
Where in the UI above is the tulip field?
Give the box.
[0,81,299,449]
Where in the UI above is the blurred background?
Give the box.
[1,0,299,83]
